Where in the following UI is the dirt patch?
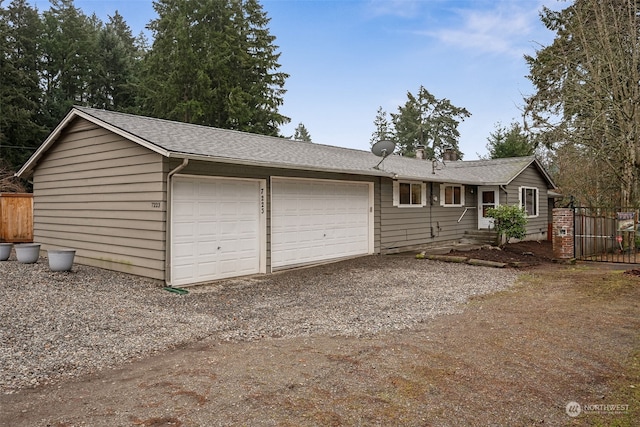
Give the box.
[449,240,556,267]
[1,263,638,426]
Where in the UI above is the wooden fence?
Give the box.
[0,193,33,243]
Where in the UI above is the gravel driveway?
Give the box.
[0,254,518,394]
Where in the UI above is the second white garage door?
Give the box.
[271,178,373,269]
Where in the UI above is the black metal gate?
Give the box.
[573,206,639,263]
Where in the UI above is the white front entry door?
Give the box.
[478,186,499,229]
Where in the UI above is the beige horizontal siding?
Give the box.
[380,180,478,252]
[505,164,549,240]
[33,117,166,280]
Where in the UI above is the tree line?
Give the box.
[0,0,289,170]
[2,0,638,207]
[373,0,640,208]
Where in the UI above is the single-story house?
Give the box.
[17,107,557,286]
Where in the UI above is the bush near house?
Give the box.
[486,205,528,245]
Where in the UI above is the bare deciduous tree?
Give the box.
[525,0,640,207]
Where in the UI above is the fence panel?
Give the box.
[574,206,639,263]
[0,193,33,243]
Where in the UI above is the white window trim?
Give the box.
[392,180,427,207]
[440,183,465,207]
[519,186,539,218]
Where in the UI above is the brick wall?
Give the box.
[552,208,574,259]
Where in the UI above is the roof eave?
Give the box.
[166,152,395,178]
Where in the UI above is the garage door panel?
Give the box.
[271,178,372,268]
[172,177,262,285]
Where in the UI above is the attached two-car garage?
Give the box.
[170,176,374,286]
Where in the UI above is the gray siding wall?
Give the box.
[379,178,477,252]
[32,118,166,279]
[504,164,550,240]
[169,159,381,270]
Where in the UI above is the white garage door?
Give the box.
[172,176,263,286]
[271,178,373,269]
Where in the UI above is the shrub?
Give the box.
[486,204,528,245]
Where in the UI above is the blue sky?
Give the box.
[35,0,561,159]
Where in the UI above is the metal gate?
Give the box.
[574,206,639,263]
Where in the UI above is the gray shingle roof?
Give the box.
[18,106,555,188]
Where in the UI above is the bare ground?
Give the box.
[1,246,639,426]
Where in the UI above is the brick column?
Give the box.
[552,208,574,259]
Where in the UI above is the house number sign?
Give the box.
[151,202,161,208]
[260,188,265,214]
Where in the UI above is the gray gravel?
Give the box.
[0,254,519,394]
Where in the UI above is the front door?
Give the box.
[478,186,499,229]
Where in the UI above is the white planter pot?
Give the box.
[48,249,76,272]
[0,243,12,261]
[15,243,41,264]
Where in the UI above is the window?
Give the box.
[393,181,426,207]
[520,186,538,217]
[440,184,465,207]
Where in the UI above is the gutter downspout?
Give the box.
[165,158,189,287]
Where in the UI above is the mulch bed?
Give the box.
[448,240,556,267]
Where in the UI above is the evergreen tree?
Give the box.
[484,122,535,159]
[391,86,470,159]
[292,122,312,142]
[370,106,393,146]
[40,0,100,128]
[88,11,140,111]
[0,0,48,169]
[142,0,289,135]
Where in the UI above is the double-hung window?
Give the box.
[393,181,426,207]
[520,186,539,217]
[440,184,465,207]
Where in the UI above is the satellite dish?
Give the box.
[371,140,396,157]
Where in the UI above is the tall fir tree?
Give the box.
[142,0,289,135]
[0,0,48,169]
[88,11,140,111]
[40,0,100,128]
